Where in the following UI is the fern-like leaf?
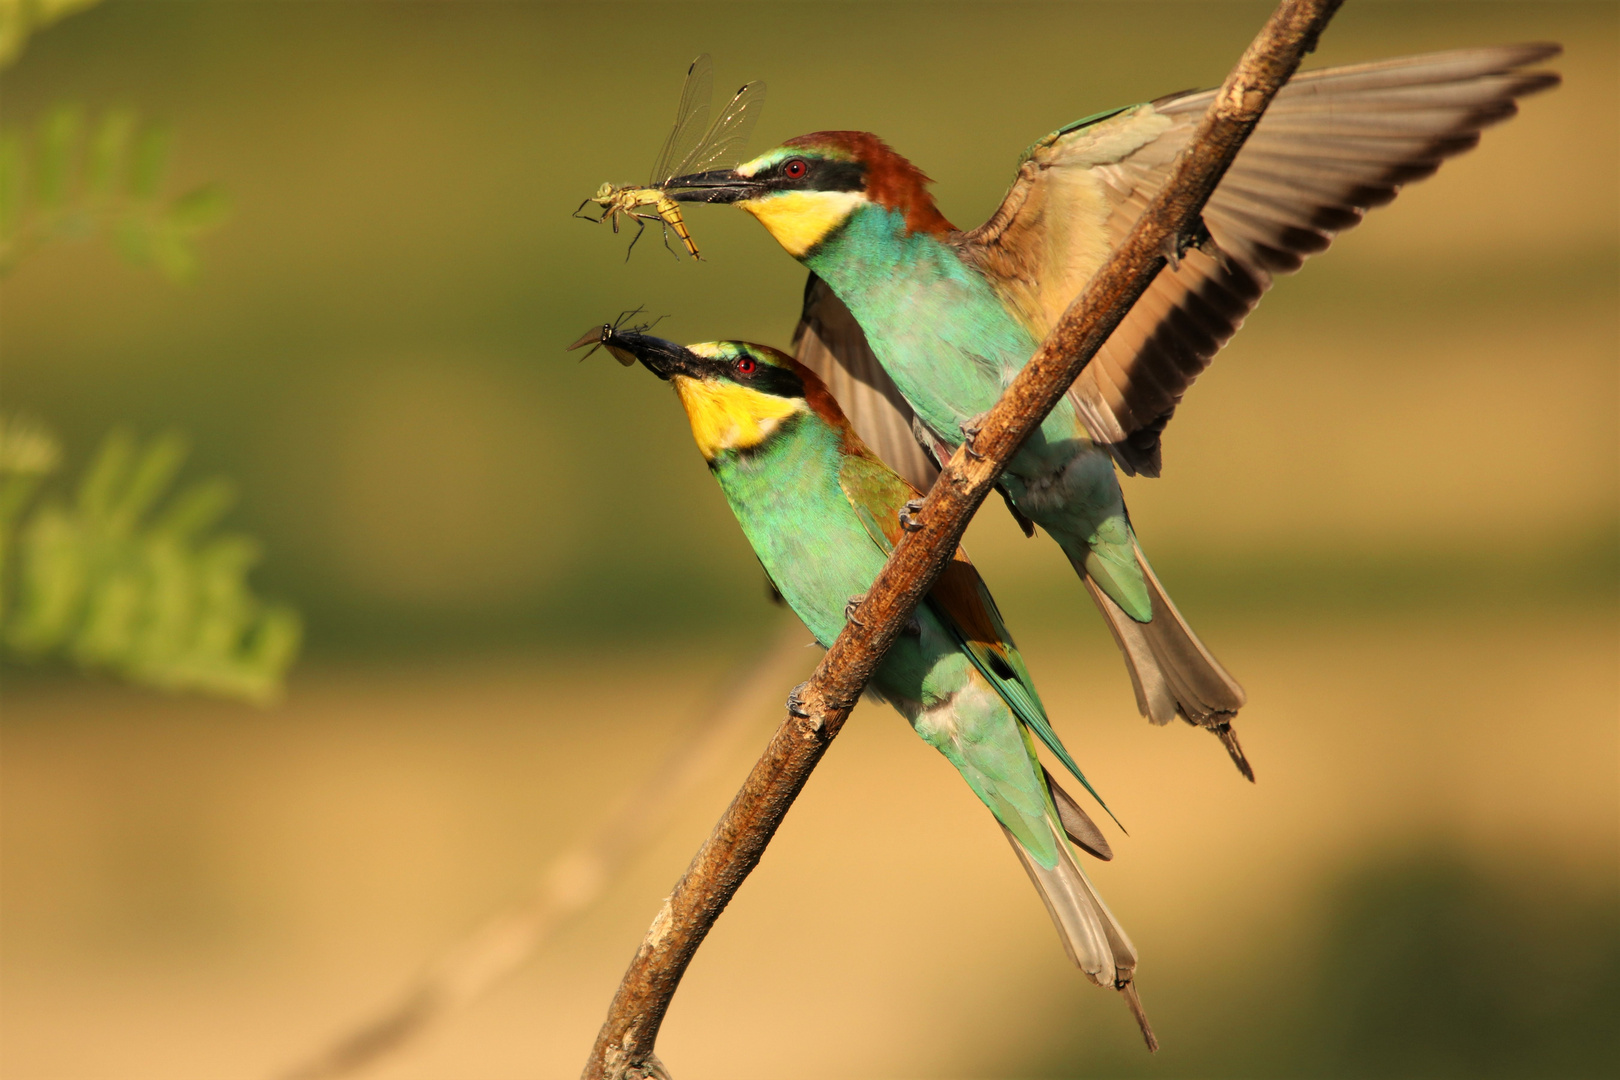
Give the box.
[0,105,229,281]
[1,419,301,704]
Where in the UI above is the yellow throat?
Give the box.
[672,374,802,459]
[736,190,865,258]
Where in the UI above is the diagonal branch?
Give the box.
[582,2,1343,1076]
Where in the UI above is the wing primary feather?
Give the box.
[963,44,1559,471]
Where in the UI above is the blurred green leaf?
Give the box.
[146,219,198,283]
[0,0,105,71]
[1,419,302,705]
[86,107,135,200]
[0,106,228,281]
[36,104,79,212]
[168,184,230,232]
[128,123,169,201]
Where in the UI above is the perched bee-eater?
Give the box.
[663,45,1560,777]
[584,325,1155,1045]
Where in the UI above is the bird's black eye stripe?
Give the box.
[721,356,803,399]
[768,157,865,193]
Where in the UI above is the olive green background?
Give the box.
[3,3,1616,1078]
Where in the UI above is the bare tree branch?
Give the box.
[582,2,1343,1076]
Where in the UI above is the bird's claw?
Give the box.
[786,681,814,721]
[960,413,990,461]
[1161,215,1213,272]
[844,593,867,627]
[898,498,926,532]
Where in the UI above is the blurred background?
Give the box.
[2,2,1615,1077]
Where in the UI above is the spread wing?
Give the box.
[960,44,1561,476]
[795,274,941,493]
[837,451,1106,808]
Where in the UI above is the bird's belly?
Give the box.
[1001,439,1123,529]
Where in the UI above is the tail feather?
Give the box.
[1044,766,1113,860]
[1075,542,1254,781]
[1002,822,1156,1050]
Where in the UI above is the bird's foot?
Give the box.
[1161,214,1212,272]
[786,681,814,721]
[622,1053,673,1080]
[844,593,867,627]
[898,498,926,532]
[959,412,991,461]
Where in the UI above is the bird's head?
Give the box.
[667,132,954,258]
[571,326,838,461]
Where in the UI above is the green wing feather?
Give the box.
[836,452,1116,819]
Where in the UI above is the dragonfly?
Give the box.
[576,54,765,261]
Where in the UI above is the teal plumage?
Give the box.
[797,203,1154,622]
[668,45,1561,778]
[589,328,1152,1042]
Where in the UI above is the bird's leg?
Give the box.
[844,592,867,627]
[898,498,926,532]
[959,412,990,461]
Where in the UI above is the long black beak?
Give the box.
[568,325,697,380]
[664,168,762,205]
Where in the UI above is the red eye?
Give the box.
[735,356,757,376]
[782,158,808,179]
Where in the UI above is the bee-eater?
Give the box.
[588,326,1155,1044]
[664,45,1561,778]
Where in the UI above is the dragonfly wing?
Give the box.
[671,79,767,179]
[648,54,714,187]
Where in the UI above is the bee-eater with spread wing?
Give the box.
[581,325,1155,1045]
[663,45,1561,778]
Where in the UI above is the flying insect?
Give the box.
[575,54,764,260]
[568,307,664,364]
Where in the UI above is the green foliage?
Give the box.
[0,0,103,69]
[0,104,230,281]
[1,417,301,704]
